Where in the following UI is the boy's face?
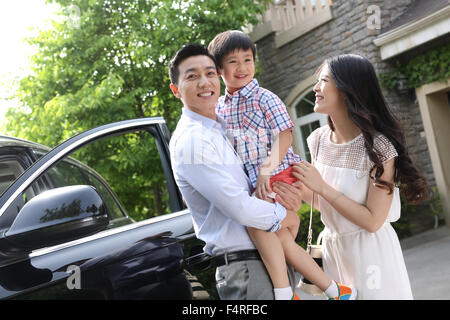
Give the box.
[170,55,220,120]
[220,48,255,93]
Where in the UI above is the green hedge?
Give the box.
[296,203,324,249]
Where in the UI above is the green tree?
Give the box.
[4,0,270,220]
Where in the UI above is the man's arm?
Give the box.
[175,136,286,232]
[179,162,286,232]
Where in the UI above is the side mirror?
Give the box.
[3,185,109,252]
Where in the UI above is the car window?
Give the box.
[0,161,23,196]
[0,160,36,201]
[80,169,127,223]
[68,130,172,221]
[0,128,172,246]
[46,161,86,187]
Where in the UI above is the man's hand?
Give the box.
[272,181,303,212]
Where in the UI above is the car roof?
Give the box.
[0,135,51,151]
[0,134,100,171]
[0,134,114,193]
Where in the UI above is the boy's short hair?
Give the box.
[208,30,256,69]
[169,43,218,84]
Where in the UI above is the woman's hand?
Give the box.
[272,181,303,212]
[292,161,326,195]
[255,174,271,200]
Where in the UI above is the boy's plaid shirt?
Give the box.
[216,79,301,189]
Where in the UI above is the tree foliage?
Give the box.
[4,0,270,220]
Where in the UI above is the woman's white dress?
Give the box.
[307,126,413,300]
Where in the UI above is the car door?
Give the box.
[0,118,210,299]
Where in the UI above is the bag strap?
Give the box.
[306,131,321,252]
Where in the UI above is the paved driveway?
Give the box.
[402,225,450,300]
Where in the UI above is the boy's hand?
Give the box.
[255,174,271,200]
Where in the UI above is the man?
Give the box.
[168,43,302,300]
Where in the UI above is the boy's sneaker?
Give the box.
[328,282,357,300]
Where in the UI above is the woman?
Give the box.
[293,54,430,299]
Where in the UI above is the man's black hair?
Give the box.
[208,30,256,69]
[169,43,218,84]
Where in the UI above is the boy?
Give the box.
[208,30,356,300]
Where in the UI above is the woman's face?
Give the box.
[313,64,346,115]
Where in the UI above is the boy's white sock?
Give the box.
[274,287,293,300]
[324,280,339,298]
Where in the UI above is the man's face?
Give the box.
[170,55,220,119]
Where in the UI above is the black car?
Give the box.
[0,118,214,300]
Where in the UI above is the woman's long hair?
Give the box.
[320,54,430,204]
